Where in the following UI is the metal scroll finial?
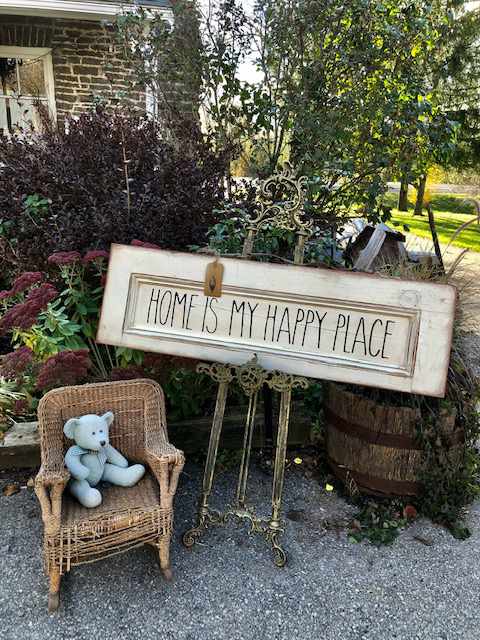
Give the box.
[242,162,312,263]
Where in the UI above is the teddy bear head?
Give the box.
[63,411,114,451]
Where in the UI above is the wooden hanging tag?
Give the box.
[204,259,224,297]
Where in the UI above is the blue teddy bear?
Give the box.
[63,411,145,508]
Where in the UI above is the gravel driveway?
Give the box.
[1,462,480,640]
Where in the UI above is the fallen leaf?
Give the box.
[294,457,303,465]
[351,519,362,532]
[403,504,418,520]
[2,483,20,497]
[325,483,334,492]
[413,535,434,546]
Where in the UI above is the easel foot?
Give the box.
[182,508,224,548]
[184,505,288,567]
[267,529,287,567]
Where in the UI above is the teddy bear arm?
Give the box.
[104,443,129,468]
[65,446,90,481]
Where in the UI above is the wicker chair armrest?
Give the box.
[146,446,185,510]
[146,442,184,465]
[35,466,70,487]
[35,466,70,534]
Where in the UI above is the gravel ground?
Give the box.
[1,463,480,640]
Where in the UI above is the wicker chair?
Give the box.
[34,379,185,612]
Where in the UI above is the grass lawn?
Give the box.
[384,192,480,252]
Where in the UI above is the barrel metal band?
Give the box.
[327,456,421,496]
[325,406,464,451]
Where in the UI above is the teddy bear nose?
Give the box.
[100,440,106,446]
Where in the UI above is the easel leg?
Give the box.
[262,383,274,458]
[236,392,258,507]
[183,380,229,547]
[267,388,291,567]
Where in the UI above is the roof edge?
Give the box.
[0,0,172,21]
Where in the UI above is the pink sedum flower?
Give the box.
[10,272,43,295]
[131,239,161,250]
[0,283,58,334]
[13,399,29,415]
[0,290,12,301]
[25,282,58,308]
[36,349,91,391]
[47,251,81,266]
[110,365,146,381]
[0,346,33,378]
[82,249,109,264]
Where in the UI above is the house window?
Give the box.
[0,46,56,134]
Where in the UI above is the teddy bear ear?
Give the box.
[63,418,79,439]
[101,411,114,427]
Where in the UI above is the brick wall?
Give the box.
[0,15,145,122]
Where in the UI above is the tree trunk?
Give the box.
[426,204,445,274]
[398,173,409,211]
[414,174,427,216]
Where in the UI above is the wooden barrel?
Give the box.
[325,384,463,497]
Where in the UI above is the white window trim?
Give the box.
[0,1,171,21]
[0,45,57,123]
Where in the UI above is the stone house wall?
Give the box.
[0,15,145,123]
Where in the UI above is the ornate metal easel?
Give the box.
[182,164,312,566]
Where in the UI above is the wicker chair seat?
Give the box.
[62,472,161,528]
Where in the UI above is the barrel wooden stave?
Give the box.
[325,384,461,497]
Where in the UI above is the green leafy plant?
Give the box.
[14,300,84,359]
[348,500,410,546]
[200,202,343,267]
[22,194,50,224]
[0,370,36,421]
[0,376,27,410]
[47,250,112,377]
[416,406,480,539]
[164,369,217,422]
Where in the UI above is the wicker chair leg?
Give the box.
[158,538,173,582]
[48,570,61,613]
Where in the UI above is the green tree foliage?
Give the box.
[116,0,468,228]
[438,3,480,174]
[248,1,463,227]
[395,1,480,212]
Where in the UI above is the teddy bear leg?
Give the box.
[69,479,102,508]
[102,463,145,487]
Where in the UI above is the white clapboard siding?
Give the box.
[97,244,456,398]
